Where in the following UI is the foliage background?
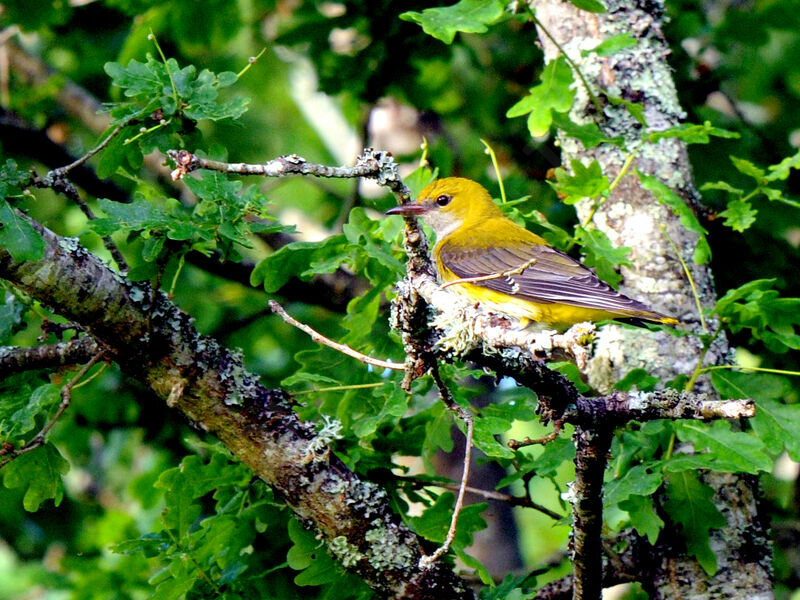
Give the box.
[1,0,800,598]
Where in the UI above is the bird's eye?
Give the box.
[436,195,451,207]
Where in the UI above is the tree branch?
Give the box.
[0,337,100,377]
[0,215,474,600]
[569,427,613,600]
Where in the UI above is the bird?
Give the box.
[386,177,678,330]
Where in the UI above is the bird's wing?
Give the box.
[438,240,654,315]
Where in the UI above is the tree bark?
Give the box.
[530,0,772,597]
[0,218,474,600]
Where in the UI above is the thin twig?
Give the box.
[48,123,124,176]
[0,351,104,469]
[167,148,410,200]
[420,364,474,570]
[440,258,538,290]
[268,300,404,371]
[508,419,564,450]
[31,171,129,271]
[396,474,565,520]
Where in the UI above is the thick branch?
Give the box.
[0,337,100,377]
[570,428,613,600]
[0,217,473,600]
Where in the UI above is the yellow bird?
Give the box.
[386,177,678,330]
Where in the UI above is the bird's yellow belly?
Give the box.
[448,281,618,330]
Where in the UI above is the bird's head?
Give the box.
[386,177,502,238]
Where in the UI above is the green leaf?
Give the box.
[589,33,636,57]
[766,149,800,181]
[424,403,455,456]
[411,493,487,548]
[472,415,514,459]
[342,208,405,279]
[455,549,493,585]
[507,56,575,138]
[605,464,662,506]
[250,241,319,292]
[730,156,765,181]
[613,368,658,392]
[1,383,60,438]
[638,172,710,264]
[663,471,725,575]
[0,292,26,340]
[607,95,647,126]
[575,226,632,288]
[567,0,606,12]
[618,495,664,544]
[0,159,29,198]
[718,198,757,232]
[400,0,505,44]
[549,362,590,394]
[674,421,772,474]
[700,181,744,195]
[2,443,69,511]
[404,165,439,198]
[713,279,800,353]
[498,435,575,490]
[550,159,609,204]
[646,122,739,145]
[551,113,624,149]
[286,518,338,586]
[105,55,249,125]
[0,202,45,262]
[711,370,800,460]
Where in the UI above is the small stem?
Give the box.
[481,138,507,204]
[663,429,676,461]
[268,300,403,371]
[529,12,604,116]
[292,382,384,395]
[582,147,639,228]
[149,30,179,108]
[698,364,800,378]
[684,329,719,392]
[168,252,186,297]
[662,225,707,333]
[236,47,267,79]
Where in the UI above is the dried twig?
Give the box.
[420,363,475,570]
[268,300,404,371]
[167,148,411,199]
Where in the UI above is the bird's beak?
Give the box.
[385,203,430,216]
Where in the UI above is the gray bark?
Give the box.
[530,0,772,597]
